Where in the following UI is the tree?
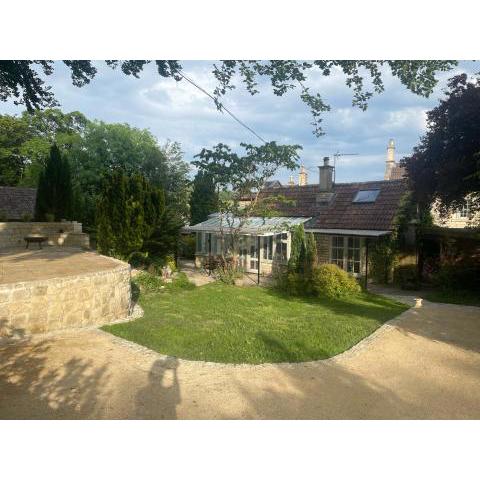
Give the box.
[34,144,73,221]
[304,232,318,275]
[0,115,30,185]
[190,171,218,225]
[96,171,165,259]
[0,108,88,187]
[193,141,301,264]
[288,224,306,273]
[0,60,457,137]
[404,74,480,218]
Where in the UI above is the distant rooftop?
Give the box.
[0,187,37,220]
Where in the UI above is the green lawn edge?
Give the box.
[102,283,409,365]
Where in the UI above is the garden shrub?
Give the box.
[433,263,480,293]
[310,264,361,299]
[179,234,196,259]
[128,251,151,269]
[369,238,398,284]
[393,265,421,290]
[133,271,165,294]
[212,257,242,284]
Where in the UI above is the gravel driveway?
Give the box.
[1,291,479,419]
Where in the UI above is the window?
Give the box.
[353,189,380,203]
[250,236,259,270]
[347,237,361,274]
[205,233,212,254]
[263,235,273,260]
[331,236,363,274]
[196,232,203,253]
[275,233,288,262]
[331,236,344,268]
[211,234,218,254]
[457,199,471,218]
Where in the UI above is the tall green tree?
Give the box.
[96,171,165,259]
[288,224,306,274]
[404,73,480,218]
[304,232,318,275]
[35,144,73,221]
[0,60,457,137]
[0,114,30,185]
[190,170,218,225]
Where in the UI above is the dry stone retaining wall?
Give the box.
[0,263,132,337]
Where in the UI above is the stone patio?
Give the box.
[0,247,121,284]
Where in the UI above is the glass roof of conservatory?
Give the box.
[184,214,311,235]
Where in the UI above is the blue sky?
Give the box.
[1,60,478,183]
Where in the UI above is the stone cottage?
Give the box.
[187,144,408,279]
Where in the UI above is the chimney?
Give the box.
[288,175,295,186]
[384,138,395,180]
[319,156,334,191]
[298,165,308,186]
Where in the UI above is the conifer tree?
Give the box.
[288,224,306,273]
[34,144,72,221]
[96,170,166,259]
[190,171,217,225]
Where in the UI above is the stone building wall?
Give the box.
[314,234,330,264]
[0,263,131,337]
[0,221,89,249]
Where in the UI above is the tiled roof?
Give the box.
[0,187,37,220]
[259,179,408,231]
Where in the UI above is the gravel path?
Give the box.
[1,291,479,419]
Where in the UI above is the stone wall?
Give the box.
[0,263,132,337]
[0,221,89,249]
[314,234,330,264]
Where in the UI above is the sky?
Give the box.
[1,60,478,184]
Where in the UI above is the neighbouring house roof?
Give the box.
[259,179,408,232]
[184,214,310,235]
[0,186,37,220]
[264,180,282,188]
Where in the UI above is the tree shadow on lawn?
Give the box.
[255,331,331,362]
[262,287,408,320]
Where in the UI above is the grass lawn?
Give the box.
[103,282,409,364]
[423,289,480,307]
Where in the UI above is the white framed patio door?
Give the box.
[238,235,259,273]
[249,236,259,273]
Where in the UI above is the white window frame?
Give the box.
[457,199,471,219]
[274,232,288,263]
[262,235,274,261]
[330,236,363,276]
[196,232,203,254]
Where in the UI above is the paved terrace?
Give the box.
[0,248,120,284]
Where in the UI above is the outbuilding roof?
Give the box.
[0,187,37,220]
[184,214,310,235]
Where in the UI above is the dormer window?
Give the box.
[353,189,380,203]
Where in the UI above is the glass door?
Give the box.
[249,236,259,272]
[238,235,248,270]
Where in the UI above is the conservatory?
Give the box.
[185,214,310,275]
